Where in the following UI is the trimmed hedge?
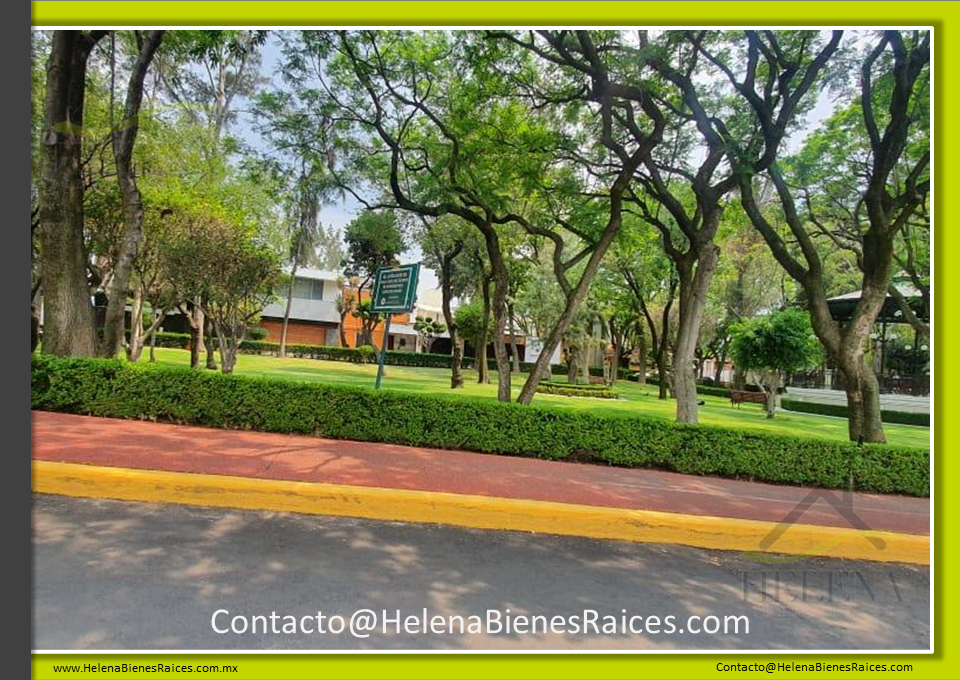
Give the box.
[152,331,192,348]
[151,331,640,378]
[781,398,930,428]
[536,381,619,399]
[31,355,929,496]
[152,331,477,369]
[635,375,735,399]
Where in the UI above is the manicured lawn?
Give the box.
[146,347,930,449]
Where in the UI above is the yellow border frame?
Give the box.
[31,2,951,678]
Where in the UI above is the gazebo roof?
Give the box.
[826,284,927,324]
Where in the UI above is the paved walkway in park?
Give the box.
[787,387,931,414]
[32,411,929,536]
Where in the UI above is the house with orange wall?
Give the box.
[259,267,414,351]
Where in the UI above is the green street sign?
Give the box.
[371,263,420,313]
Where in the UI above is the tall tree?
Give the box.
[604,219,678,398]
[37,30,107,356]
[99,30,165,359]
[729,309,822,418]
[626,30,841,424]
[253,86,343,358]
[154,30,268,368]
[739,30,930,442]
[418,215,474,388]
[164,214,282,374]
[487,30,668,404]
[341,209,407,347]
[298,30,548,402]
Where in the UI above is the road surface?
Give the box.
[33,495,930,651]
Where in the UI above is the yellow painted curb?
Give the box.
[33,460,929,565]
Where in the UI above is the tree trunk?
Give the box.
[490,264,512,402]
[279,257,299,359]
[338,301,350,348]
[438,252,464,389]
[213,321,239,375]
[450,335,465,389]
[672,243,720,424]
[477,272,492,385]
[837,349,885,443]
[184,301,203,370]
[656,354,670,400]
[126,286,144,361]
[639,282,674,399]
[858,360,885,443]
[140,308,165,363]
[100,31,164,359]
[205,317,218,370]
[477,341,489,384]
[32,294,42,352]
[38,31,102,357]
[713,342,728,385]
[635,323,647,384]
[760,372,781,419]
[517,203,627,405]
[194,305,206,360]
[764,388,778,419]
[508,304,521,373]
[567,345,581,385]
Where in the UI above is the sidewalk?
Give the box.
[31,411,930,563]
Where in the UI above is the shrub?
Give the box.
[31,355,929,497]
[633,376,735,399]
[356,344,376,364]
[780,398,930,427]
[153,332,191,348]
[246,326,269,341]
[536,381,619,399]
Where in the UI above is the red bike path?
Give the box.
[31,411,929,536]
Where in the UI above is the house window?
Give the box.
[292,278,325,300]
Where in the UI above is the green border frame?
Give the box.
[31,3,951,678]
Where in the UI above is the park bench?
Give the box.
[729,390,767,407]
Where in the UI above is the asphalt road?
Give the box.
[33,495,931,651]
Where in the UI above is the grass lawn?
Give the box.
[146,347,930,450]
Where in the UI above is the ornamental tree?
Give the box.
[729,309,822,418]
[413,316,447,354]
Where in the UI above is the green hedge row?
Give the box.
[31,355,929,496]
[536,381,619,399]
[151,332,640,378]
[637,375,737,399]
[780,398,930,427]
[152,332,476,369]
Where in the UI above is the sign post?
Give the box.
[370,263,420,389]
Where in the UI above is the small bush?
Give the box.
[356,345,376,364]
[246,326,269,341]
[31,355,929,497]
[631,375,735,399]
[536,381,619,399]
[152,332,191,349]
